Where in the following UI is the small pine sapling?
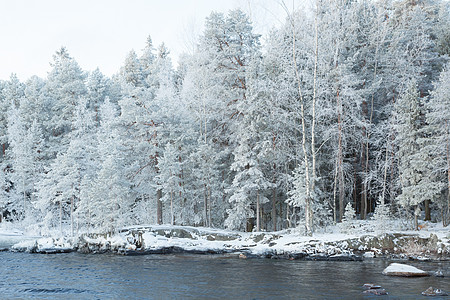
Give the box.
[373,199,391,233]
[340,202,356,234]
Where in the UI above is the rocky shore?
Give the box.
[6,225,449,264]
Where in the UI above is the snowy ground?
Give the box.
[0,224,39,250]
[1,220,449,263]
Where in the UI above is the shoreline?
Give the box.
[2,224,448,263]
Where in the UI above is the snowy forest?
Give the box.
[0,0,449,237]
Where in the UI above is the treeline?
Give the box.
[0,0,449,235]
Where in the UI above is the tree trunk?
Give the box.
[87,194,91,235]
[389,92,397,206]
[415,214,418,230]
[157,189,163,225]
[361,182,367,219]
[310,1,318,212]
[22,176,26,220]
[362,30,380,218]
[256,191,260,232]
[155,146,163,225]
[246,218,254,232]
[286,203,291,228]
[170,189,174,225]
[381,142,390,205]
[338,155,344,222]
[333,158,338,224]
[446,121,450,226]
[208,186,212,228]
[178,150,185,222]
[360,132,367,220]
[204,184,208,227]
[414,205,419,230]
[272,187,277,231]
[59,200,62,236]
[424,199,431,221]
[337,88,345,222]
[353,170,356,208]
[71,196,74,237]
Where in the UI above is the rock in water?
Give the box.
[382,263,429,277]
[422,287,448,296]
[362,284,382,289]
[363,289,388,295]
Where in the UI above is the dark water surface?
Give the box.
[0,251,448,299]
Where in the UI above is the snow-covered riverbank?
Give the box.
[1,221,449,263]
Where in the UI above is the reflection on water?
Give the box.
[0,252,448,299]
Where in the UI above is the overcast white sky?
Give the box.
[0,0,289,81]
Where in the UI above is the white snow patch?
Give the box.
[0,226,39,249]
[363,251,375,258]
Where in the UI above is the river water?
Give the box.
[0,252,448,299]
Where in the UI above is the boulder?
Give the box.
[382,263,429,277]
[328,254,363,261]
[154,228,194,239]
[363,288,388,295]
[422,287,448,296]
[362,283,382,289]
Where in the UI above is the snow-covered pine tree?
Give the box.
[425,62,450,226]
[119,50,145,88]
[0,74,24,159]
[45,47,87,157]
[6,104,42,222]
[226,127,273,232]
[0,159,8,222]
[156,142,182,226]
[287,163,311,233]
[262,22,310,231]
[340,202,356,234]
[184,9,261,229]
[226,53,274,232]
[117,42,179,226]
[179,54,225,227]
[36,97,97,236]
[86,68,111,124]
[90,97,131,233]
[395,80,435,230]
[139,35,156,84]
[373,198,390,233]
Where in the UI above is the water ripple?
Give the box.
[0,252,448,299]
[22,287,90,294]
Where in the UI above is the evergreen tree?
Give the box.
[373,198,391,233]
[45,47,87,156]
[86,68,110,123]
[394,81,436,229]
[36,97,96,236]
[340,202,356,234]
[425,62,450,226]
[90,98,131,233]
[119,50,145,88]
[6,104,42,222]
[156,142,182,225]
[1,74,24,154]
